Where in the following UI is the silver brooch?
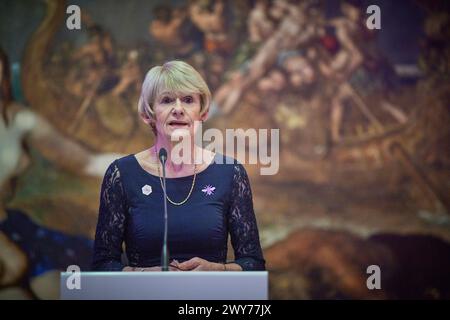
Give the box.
[141,184,153,195]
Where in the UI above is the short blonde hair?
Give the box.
[138,60,211,122]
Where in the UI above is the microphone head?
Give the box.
[158,148,168,163]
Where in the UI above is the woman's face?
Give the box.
[152,91,206,140]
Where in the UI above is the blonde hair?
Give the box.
[138,60,211,126]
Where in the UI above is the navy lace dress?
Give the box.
[92,153,265,271]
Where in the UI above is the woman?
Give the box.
[92,60,265,271]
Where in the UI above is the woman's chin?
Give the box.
[165,127,192,139]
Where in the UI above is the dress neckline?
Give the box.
[131,152,218,180]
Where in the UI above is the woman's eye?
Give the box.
[161,97,172,104]
[183,96,193,103]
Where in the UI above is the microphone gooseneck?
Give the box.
[158,148,169,271]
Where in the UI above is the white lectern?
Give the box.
[60,271,268,300]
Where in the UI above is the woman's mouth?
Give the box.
[167,120,190,128]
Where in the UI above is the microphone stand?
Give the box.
[159,149,169,271]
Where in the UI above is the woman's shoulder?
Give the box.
[103,154,138,179]
[212,152,240,166]
[113,154,140,171]
[101,155,142,194]
[211,153,248,180]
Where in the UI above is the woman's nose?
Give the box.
[172,98,184,115]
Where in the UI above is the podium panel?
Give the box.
[60,271,268,300]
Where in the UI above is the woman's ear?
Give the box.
[200,111,209,122]
[141,113,157,135]
[140,112,154,126]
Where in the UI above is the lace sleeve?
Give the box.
[92,161,127,271]
[227,164,266,271]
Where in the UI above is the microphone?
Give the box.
[158,148,167,164]
[158,148,169,271]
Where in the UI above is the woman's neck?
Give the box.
[153,137,199,174]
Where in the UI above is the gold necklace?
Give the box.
[154,148,197,206]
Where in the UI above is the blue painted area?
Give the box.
[0,209,94,278]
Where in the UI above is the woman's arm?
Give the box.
[92,161,127,271]
[226,164,266,271]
